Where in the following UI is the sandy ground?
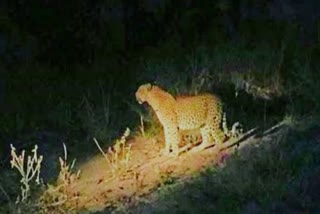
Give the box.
[54,124,279,213]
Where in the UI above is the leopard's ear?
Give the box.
[145,83,152,90]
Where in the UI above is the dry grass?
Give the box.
[10,144,43,204]
[37,143,81,214]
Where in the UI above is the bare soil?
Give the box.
[61,126,264,212]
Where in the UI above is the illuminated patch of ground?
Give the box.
[59,122,286,213]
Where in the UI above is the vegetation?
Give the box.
[0,0,319,213]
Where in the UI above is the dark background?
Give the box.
[1,0,319,65]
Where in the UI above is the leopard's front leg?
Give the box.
[163,125,180,156]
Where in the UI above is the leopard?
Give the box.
[135,83,225,155]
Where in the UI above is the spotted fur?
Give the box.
[136,83,225,155]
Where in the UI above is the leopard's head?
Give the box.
[135,83,152,104]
